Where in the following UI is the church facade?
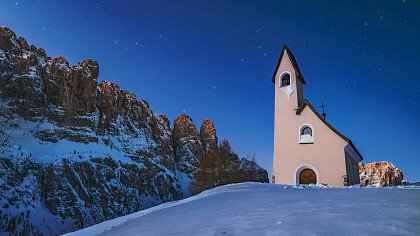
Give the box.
[271,44,362,187]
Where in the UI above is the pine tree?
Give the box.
[189,150,217,195]
[218,139,241,185]
[190,139,255,195]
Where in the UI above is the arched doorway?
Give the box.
[299,168,317,185]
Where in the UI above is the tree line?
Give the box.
[189,139,258,195]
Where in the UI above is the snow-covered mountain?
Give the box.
[0,27,268,235]
[66,182,420,236]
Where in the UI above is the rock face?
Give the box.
[172,114,202,178]
[0,26,268,235]
[200,118,218,153]
[359,162,404,187]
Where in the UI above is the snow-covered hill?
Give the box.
[67,183,420,236]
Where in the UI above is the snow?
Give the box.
[175,170,192,197]
[65,183,420,236]
[0,115,141,165]
[300,134,312,143]
[280,82,295,100]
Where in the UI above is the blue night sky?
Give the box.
[1,1,419,181]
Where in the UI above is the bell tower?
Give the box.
[271,44,306,108]
[271,44,306,183]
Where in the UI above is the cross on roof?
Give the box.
[319,102,327,120]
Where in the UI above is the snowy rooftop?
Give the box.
[65,183,420,236]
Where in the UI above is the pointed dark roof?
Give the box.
[271,44,306,85]
[296,99,363,160]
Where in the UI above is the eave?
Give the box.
[296,99,363,160]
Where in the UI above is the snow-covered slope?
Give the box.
[67,183,420,236]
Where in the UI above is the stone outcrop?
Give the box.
[55,59,99,115]
[172,114,202,177]
[0,27,19,52]
[199,118,218,153]
[97,81,156,135]
[359,161,404,187]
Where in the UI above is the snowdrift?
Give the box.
[66,183,420,236]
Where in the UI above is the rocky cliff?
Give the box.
[172,114,202,177]
[0,27,268,235]
[359,161,404,187]
[200,118,218,153]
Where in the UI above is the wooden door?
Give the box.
[299,168,317,185]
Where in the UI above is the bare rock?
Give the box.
[173,114,202,176]
[98,81,150,132]
[59,59,99,115]
[42,56,71,105]
[199,118,218,153]
[359,161,403,187]
[0,27,19,52]
[16,37,29,50]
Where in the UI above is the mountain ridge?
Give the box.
[0,26,268,235]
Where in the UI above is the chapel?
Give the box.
[272,44,362,186]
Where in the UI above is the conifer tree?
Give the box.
[189,149,218,195]
[218,139,241,185]
[190,139,243,195]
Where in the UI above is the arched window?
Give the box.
[299,124,314,143]
[301,127,312,136]
[280,73,290,87]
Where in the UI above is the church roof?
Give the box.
[296,99,363,160]
[271,44,307,85]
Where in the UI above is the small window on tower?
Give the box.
[302,127,312,136]
[299,125,314,144]
[280,73,291,87]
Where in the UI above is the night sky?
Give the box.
[1,1,419,181]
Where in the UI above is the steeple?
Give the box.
[271,44,306,85]
[271,44,306,108]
